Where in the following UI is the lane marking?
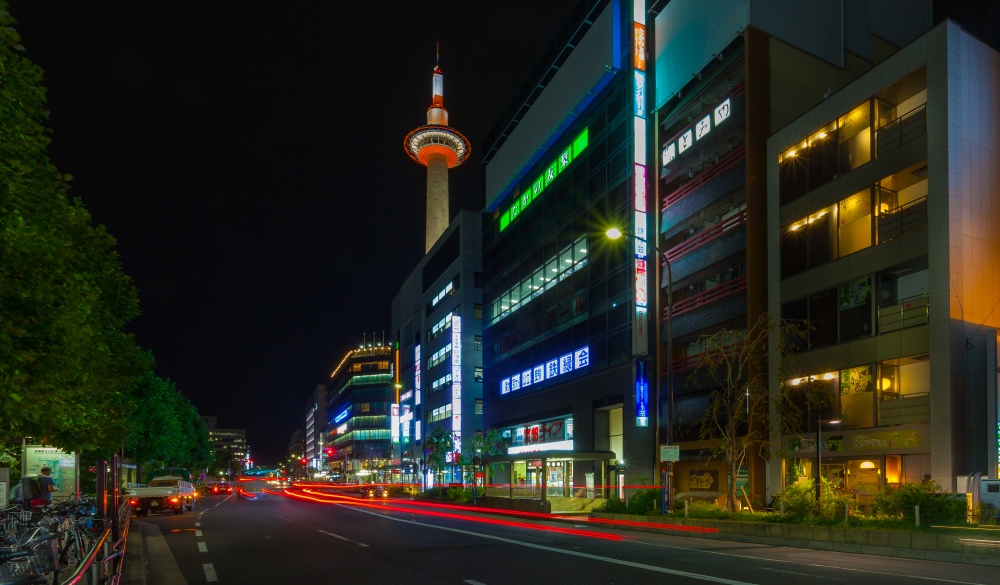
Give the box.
[195,530,202,537]
[763,568,840,580]
[344,507,751,585]
[465,581,487,585]
[215,503,222,507]
[203,563,219,582]
[634,540,988,585]
[195,522,201,527]
[198,542,208,553]
[318,529,368,548]
[276,515,294,523]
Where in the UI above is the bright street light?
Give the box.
[605,226,674,513]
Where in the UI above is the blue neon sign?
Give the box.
[501,346,589,395]
[635,359,649,427]
[333,405,351,424]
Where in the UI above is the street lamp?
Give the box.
[816,418,842,509]
[606,227,674,513]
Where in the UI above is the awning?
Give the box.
[482,450,617,465]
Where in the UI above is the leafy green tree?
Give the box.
[425,426,454,486]
[458,429,507,486]
[0,1,145,452]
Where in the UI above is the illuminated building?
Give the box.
[391,211,484,488]
[768,20,1000,495]
[404,48,471,253]
[201,416,249,474]
[481,0,646,509]
[324,341,395,483]
[649,0,944,505]
[304,384,326,474]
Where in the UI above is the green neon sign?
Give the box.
[498,128,589,232]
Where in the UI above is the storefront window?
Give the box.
[838,102,871,173]
[846,459,881,507]
[838,188,872,256]
[839,276,872,341]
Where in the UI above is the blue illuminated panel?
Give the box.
[500,346,589,395]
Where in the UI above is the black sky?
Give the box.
[11,0,579,465]
[9,1,998,466]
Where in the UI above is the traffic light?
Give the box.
[325,447,334,457]
[300,457,307,465]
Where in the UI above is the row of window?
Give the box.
[428,344,452,369]
[781,168,928,279]
[428,312,453,342]
[429,404,452,423]
[782,258,928,351]
[430,373,452,393]
[350,360,389,372]
[487,236,589,325]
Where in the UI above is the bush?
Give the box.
[872,481,966,525]
[774,477,852,520]
[594,489,661,515]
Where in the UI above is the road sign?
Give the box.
[660,444,679,462]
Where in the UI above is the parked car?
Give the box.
[129,474,196,516]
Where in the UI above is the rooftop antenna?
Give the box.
[436,41,440,68]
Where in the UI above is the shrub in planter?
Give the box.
[872,481,966,525]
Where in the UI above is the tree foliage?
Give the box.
[425,426,454,482]
[458,428,507,484]
[0,3,212,471]
[690,313,806,511]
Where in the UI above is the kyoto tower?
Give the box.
[404,48,470,253]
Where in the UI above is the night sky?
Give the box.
[8,2,998,466]
[11,0,578,465]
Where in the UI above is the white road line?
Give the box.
[464,580,487,585]
[318,529,368,548]
[203,563,219,582]
[634,541,988,585]
[195,530,202,537]
[276,515,294,522]
[344,507,752,585]
[195,522,201,527]
[215,503,221,507]
[198,542,208,553]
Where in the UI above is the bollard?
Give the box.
[780,500,784,515]
[685,500,689,517]
[915,504,920,527]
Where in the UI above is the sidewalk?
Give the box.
[123,521,188,585]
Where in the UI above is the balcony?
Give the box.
[669,341,744,375]
[667,211,747,282]
[666,276,748,338]
[877,196,927,243]
[877,294,928,334]
[875,104,926,158]
[878,392,930,426]
[661,144,746,237]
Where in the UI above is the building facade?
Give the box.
[651,0,934,504]
[304,384,327,475]
[391,210,484,487]
[200,415,249,475]
[767,21,1000,499]
[324,343,394,483]
[481,0,653,502]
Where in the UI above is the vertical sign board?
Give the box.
[391,404,400,444]
[451,316,462,455]
[631,3,649,357]
[636,359,649,427]
[414,344,422,406]
[23,445,78,500]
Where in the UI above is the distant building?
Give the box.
[325,342,394,483]
[304,384,327,473]
[201,415,249,474]
[287,429,305,479]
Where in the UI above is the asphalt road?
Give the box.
[131,489,999,585]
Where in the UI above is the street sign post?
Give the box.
[660,444,679,462]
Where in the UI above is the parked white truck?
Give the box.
[128,473,196,516]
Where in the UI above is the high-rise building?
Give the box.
[201,416,249,474]
[324,342,394,483]
[391,210,484,487]
[405,50,471,253]
[767,20,1000,496]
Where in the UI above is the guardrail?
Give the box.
[875,104,926,157]
[878,391,930,426]
[61,500,131,585]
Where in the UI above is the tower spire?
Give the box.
[404,49,470,253]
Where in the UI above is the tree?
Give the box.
[425,426,454,487]
[690,313,807,512]
[0,1,146,452]
[458,429,507,486]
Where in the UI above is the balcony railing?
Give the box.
[666,209,747,262]
[877,293,928,334]
[878,391,930,426]
[875,104,926,158]
[668,274,747,319]
[663,143,746,210]
[670,341,744,375]
[877,196,927,243]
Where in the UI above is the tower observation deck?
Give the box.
[404,50,470,253]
